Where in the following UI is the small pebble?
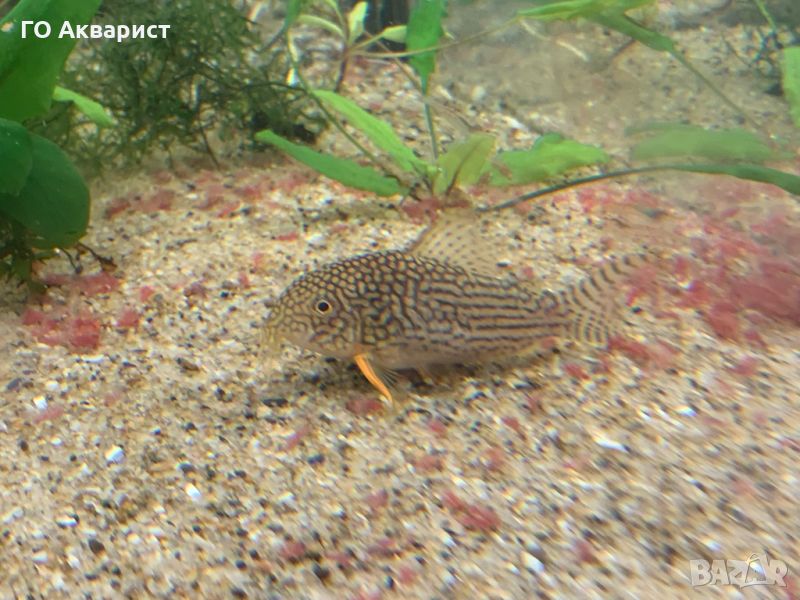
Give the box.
[523,553,545,574]
[439,530,456,548]
[81,355,105,364]
[594,437,628,453]
[276,491,296,507]
[105,446,124,464]
[470,84,487,103]
[55,515,78,528]
[32,551,48,564]
[33,395,48,410]
[703,539,721,552]
[51,573,66,591]
[185,483,202,502]
[675,405,697,417]
[1,507,23,524]
[306,232,326,248]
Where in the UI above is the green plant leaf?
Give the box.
[783,46,800,128]
[591,11,673,53]
[490,134,609,186]
[0,0,103,122]
[313,89,428,174]
[433,133,495,195]
[255,130,404,196]
[669,163,800,195]
[296,14,345,38]
[406,0,445,93]
[630,124,778,162]
[0,133,90,247]
[380,25,407,44]
[52,86,115,127]
[347,1,368,44]
[284,0,303,27]
[518,0,652,21]
[0,117,33,195]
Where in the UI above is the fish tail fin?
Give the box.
[556,251,656,347]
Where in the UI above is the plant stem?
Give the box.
[360,15,521,60]
[751,0,777,32]
[422,97,438,162]
[481,165,682,213]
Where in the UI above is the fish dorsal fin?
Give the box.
[406,210,503,278]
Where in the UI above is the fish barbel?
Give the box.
[264,212,652,403]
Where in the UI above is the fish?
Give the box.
[263,211,654,404]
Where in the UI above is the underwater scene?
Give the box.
[1,0,799,598]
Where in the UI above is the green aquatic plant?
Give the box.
[257,89,611,198]
[0,0,100,285]
[285,0,408,91]
[493,124,800,212]
[261,0,611,198]
[782,47,800,128]
[259,0,800,207]
[34,0,319,171]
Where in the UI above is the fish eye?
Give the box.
[315,299,332,314]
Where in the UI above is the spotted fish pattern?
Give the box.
[264,213,652,403]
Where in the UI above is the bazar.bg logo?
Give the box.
[689,553,788,588]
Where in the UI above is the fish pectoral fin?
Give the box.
[353,353,403,405]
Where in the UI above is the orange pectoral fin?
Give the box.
[353,353,395,405]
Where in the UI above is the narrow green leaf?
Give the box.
[0,133,89,247]
[630,124,778,162]
[490,134,609,186]
[284,0,303,27]
[255,130,403,196]
[347,1,368,44]
[782,46,800,128]
[591,12,674,53]
[313,89,427,173]
[53,86,114,127]
[433,133,495,195]
[518,0,652,21]
[380,25,407,44]
[406,0,445,92]
[670,163,800,196]
[0,0,103,121]
[595,13,746,117]
[0,117,33,195]
[296,14,345,38]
